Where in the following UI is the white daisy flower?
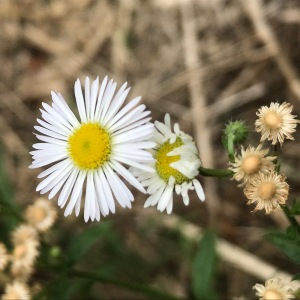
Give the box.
[131,114,205,214]
[30,76,155,222]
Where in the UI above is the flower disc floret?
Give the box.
[68,123,111,170]
[155,137,189,185]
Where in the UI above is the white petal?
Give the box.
[48,171,71,199]
[157,185,173,212]
[41,109,72,136]
[113,150,154,163]
[112,115,152,135]
[58,168,80,207]
[29,152,68,168]
[42,103,73,131]
[145,183,166,207]
[155,120,172,137]
[164,113,171,128]
[85,77,91,121]
[34,125,67,140]
[109,160,146,193]
[182,193,190,206]
[113,124,154,144]
[34,134,67,146]
[108,96,141,129]
[64,171,86,216]
[175,184,181,195]
[94,171,109,216]
[166,195,173,214]
[94,76,108,121]
[37,159,72,178]
[98,169,116,213]
[104,165,133,208]
[74,79,87,123]
[147,178,165,194]
[32,142,64,150]
[193,179,205,201]
[51,91,79,127]
[115,141,156,149]
[99,79,116,122]
[90,77,99,122]
[114,156,155,173]
[36,118,69,137]
[102,82,129,125]
[84,172,96,222]
[94,197,101,221]
[109,104,147,132]
[36,160,72,191]
[30,148,65,158]
[75,189,83,216]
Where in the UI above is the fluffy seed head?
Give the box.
[255,102,299,145]
[253,277,295,300]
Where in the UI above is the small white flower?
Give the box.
[25,197,57,232]
[11,240,39,280]
[131,114,205,214]
[255,102,299,145]
[0,243,8,271]
[11,224,38,245]
[2,281,31,300]
[244,171,289,214]
[253,277,295,300]
[230,144,276,185]
[30,76,155,222]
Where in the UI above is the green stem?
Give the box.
[227,133,236,163]
[199,167,233,179]
[281,205,300,234]
[69,269,180,300]
[272,144,281,173]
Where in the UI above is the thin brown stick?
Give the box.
[180,0,220,223]
[240,0,300,101]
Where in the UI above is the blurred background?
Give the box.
[0,0,300,298]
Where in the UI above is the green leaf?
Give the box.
[292,273,300,281]
[286,225,298,240]
[265,231,300,264]
[290,200,300,216]
[0,147,22,242]
[69,269,178,300]
[67,222,111,264]
[192,230,218,300]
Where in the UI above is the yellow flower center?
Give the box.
[264,112,282,129]
[241,155,261,174]
[258,181,276,200]
[68,123,111,170]
[155,138,189,184]
[32,207,46,223]
[263,289,283,300]
[14,244,27,259]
